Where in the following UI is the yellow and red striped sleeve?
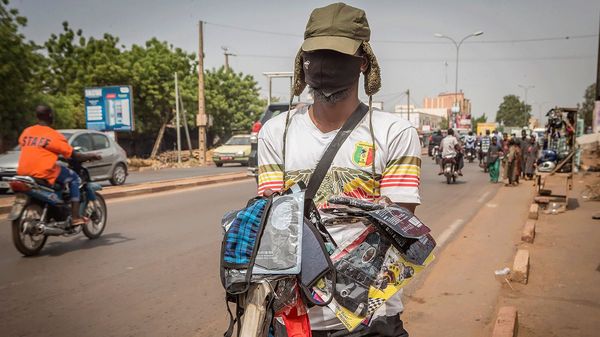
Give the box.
[257,164,284,195]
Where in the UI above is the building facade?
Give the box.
[423,92,472,128]
[394,104,443,132]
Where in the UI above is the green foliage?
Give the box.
[440,117,449,129]
[123,38,198,134]
[205,67,264,142]
[471,113,488,130]
[496,95,531,127]
[42,22,128,97]
[579,83,595,128]
[0,0,41,147]
[0,3,265,155]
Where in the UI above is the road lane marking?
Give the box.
[436,219,464,247]
[477,191,491,203]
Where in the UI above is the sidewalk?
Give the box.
[493,173,600,337]
[403,181,535,336]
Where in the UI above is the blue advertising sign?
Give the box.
[85,86,134,131]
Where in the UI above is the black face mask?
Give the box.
[302,50,363,97]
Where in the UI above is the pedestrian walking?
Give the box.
[487,137,502,183]
[518,130,528,178]
[500,133,510,183]
[523,135,539,179]
[506,139,522,186]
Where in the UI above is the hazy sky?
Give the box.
[11,0,600,121]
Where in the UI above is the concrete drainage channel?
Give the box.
[0,172,252,216]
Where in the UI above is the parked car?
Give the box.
[247,102,302,179]
[0,129,128,193]
[212,134,252,167]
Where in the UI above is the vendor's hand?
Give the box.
[373,196,393,207]
[262,188,276,197]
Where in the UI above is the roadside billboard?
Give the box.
[85,86,134,131]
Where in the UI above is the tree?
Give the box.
[471,113,488,131]
[0,0,42,149]
[440,117,449,130]
[579,83,595,128]
[496,95,531,127]
[205,67,264,143]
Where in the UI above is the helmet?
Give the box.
[538,161,556,172]
[539,150,557,164]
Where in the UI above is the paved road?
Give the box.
[0,158,498,337]
[0,164,246,198]
[104,164,246,186]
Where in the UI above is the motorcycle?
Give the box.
[432,145,441,165]
[442,154,458,184]
[465,147,476,163]
[3,157,107,256]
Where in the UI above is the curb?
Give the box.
[528,203,539,220]
[510,249,530,284]
[521,220,536,243]
[0,172,251,215]
[491,306,518,337]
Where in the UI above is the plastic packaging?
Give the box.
[253,192,304,275]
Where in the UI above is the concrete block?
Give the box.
[528,203,539,220]
[521,220,536,243]
[491,306,518,337]
[510,249,530,284]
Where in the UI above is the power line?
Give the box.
[204,20,597,45]
[204,21,301,38]
[236,53,595,62]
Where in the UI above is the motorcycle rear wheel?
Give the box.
[446,175,451,184]
[12,203,47,256]
[82,194,107,239]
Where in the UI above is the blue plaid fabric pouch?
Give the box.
[220,196,272,294]
[223,198,268,266]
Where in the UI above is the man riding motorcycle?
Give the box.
[479,129,491,166]
[464,131,476,161]
[438,128,463,176]
[17,105,101,227]
[428,129,443,157]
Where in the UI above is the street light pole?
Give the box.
[518,84,534,107]
[434,31,483,129]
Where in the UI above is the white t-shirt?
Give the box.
[441,135,459,157]
[257,105,422,330]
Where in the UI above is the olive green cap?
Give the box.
[301,2,371,55]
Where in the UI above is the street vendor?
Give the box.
[257,3,421,336]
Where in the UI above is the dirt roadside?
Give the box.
[492,173,600,337]
[402,180,535,336]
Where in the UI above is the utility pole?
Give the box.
[222,46,236,72]
[518,84,534,107]
[594,12,600,133]
[406,89,411,124]
[197,20,207,165]
[175,72,182,164]
[178,86,194,157]
[519,84,535,126]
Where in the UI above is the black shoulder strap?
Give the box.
[305,103,369,211]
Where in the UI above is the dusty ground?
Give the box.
[494,173,600,337]
[403,180,535,336]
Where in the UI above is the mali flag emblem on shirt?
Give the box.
[352,141,374,167]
